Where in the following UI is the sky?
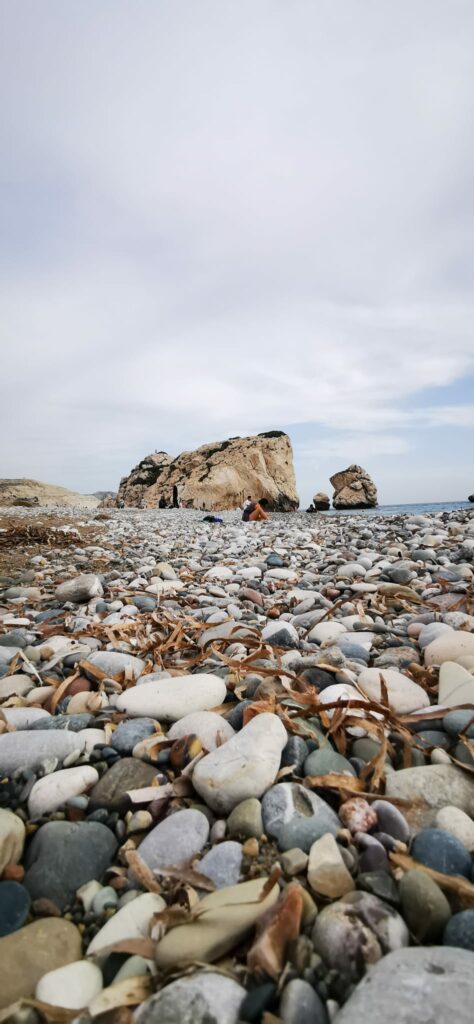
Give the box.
[1,1,473,507]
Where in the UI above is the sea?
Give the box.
[314,500,473,518]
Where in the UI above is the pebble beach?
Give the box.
[1,504,474,1023]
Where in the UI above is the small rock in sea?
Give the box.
[24,821,117,909]
[55,573,103,603]
[0,880,31,936]
[0,809,25,873]
[411,828,472,878]
[444,910,474,951]
[135,808,209,872]
[135,972,247,1024]
[399,869,451,941]
[0,918,82,1009]
[87,892,165,955]
[192,713,287,814]
[333,946,474,1023]
[35,960,103,1009]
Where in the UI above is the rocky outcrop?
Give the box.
[312,492,330,511]
[0,480,100,509]
[330,465,377,509]
[468,494,474,503]
[115,433,299,511]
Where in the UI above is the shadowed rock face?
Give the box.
[114,433,299,511]
[330,465,378,509]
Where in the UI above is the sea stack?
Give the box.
[330,465,378,509]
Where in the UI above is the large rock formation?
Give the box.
[115,432,299,511]
[468,494,474,503]
[0,479,100,509]
[330,465,377,509]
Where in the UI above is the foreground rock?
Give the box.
[192,713,288,813]
[330,464,377,508]
[334,946,474,1023]
[136,973,247,1024]
[0,919,82,1008]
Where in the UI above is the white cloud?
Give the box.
[0,1,473,501]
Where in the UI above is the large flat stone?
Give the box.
[0,918,82,1008]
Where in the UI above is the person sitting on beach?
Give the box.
[243,495,252,511]
[242,498,270,522]
[158,496,166,509]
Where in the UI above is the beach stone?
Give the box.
[281,736,309,773]
[0,674,35,699]
[307,621,347,644]
[24,821,117,909]
[168,710,235,750]
[438,661,474,708]
[0,918,82,1008]
[198,841,243,888]
[192,713,287,814]
[28,765,99,817]
[0,707,50,729]
[87,891,165,955]
[261,621,299,647]
[333,946,474,1024]
[136,972,246,1024]
[86,650,145,679]
[307,833,355,898]
[436,806,474,850]
[424,632,474,666]
[29,712,92,732]
[356,871,399,905]
[312,891,409,989]
[227,798,263,839]
[371,800,410,842]
[35,960,103,1009]
[411,828,472,878]
[155,877,279,967]
[89,758,158,811]
[111,717,157,754]
[339,798,377,834]
[385,764,474,828]
[116,673,227,721]
[399,869,451,941]
[357,667,430,713]
[136,808,209,871]
[443,709,474,738]
[0,881,31,936]
[55,574,103,602]
[304,746,356,777]
[280,848,309,876]
[262,782,340,852]
[280,979,329,1024]
[0,809,25,873]
[444,910,474,951]
[0,730,85,774]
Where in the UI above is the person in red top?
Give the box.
[242,498,270,522]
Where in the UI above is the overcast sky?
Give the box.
[1,1,473,506]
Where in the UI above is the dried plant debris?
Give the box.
[0,504,473,1021]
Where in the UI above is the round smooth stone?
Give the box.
[443,910,474,951]
[435,807,474,851]
[399,869,451,942]
[116,674,227,721]
[0,881,31,937]
[411,828,472,878]
[357,667,430,714]
[35,960,103,1009]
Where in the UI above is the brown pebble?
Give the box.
[169,734,203,769]
[32,897,62,917]
[243,838,259,858]
[2,864,24,882]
